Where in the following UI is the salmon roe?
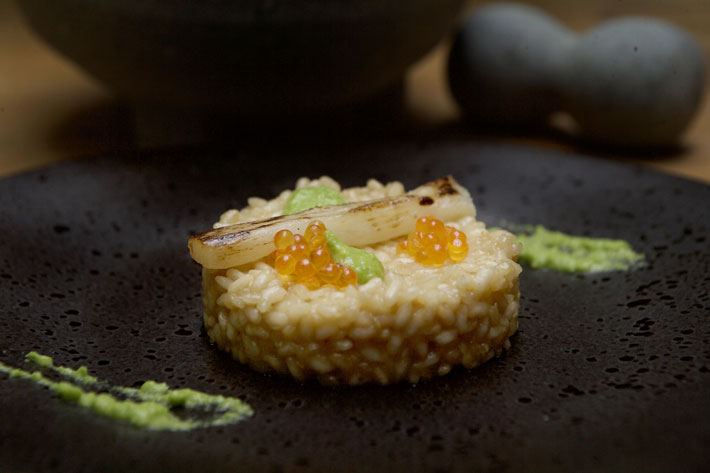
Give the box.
[266,223,358,289]
[397,216,469,266]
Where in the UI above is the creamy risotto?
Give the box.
[200,177,521,384]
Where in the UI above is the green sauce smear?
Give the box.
[0,352,253,431]
[515,225,644,273]
[283,186,345,215]
[283,185,384,283]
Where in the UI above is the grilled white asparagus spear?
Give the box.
[189,176,475,269]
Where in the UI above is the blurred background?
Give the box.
[0,0,708,180]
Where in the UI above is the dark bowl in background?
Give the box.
[17,0,464,116]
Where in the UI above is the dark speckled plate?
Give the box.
[0,143,708,473]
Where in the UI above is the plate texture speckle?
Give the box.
[0,143,708,473]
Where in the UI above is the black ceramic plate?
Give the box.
[0,143,708,473]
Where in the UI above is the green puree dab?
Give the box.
[283,186,345,215]
[283,186,385,283]
[0,352,252,431]
[515,225,644,273]
[325,231,384,284]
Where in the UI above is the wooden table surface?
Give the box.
[1,0,708,182]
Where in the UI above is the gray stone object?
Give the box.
[448,3,706,147]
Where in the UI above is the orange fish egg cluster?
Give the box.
[267,221,358,289]
[397,216,469,266]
